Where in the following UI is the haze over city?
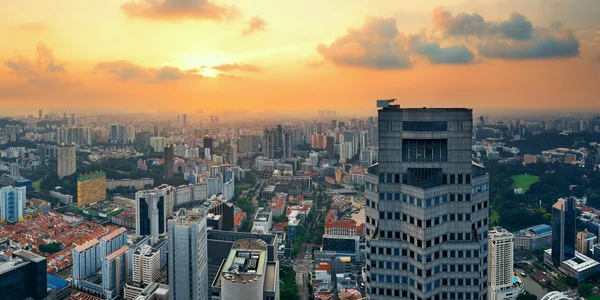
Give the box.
[1,0,600,115]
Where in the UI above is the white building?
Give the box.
[175,184,192,205]
[102,245,129,300]
[251,208,272,234]
[168,209,209,300]
[150,137,167,153]
[0,185,26,222]
[192,183,208,201]
[309,151,319,167]
[489,227,519,300]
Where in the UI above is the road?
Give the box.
[294,245,313,300]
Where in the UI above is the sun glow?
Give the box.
[172,52,226,77]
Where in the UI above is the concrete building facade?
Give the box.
[365,101,489,300]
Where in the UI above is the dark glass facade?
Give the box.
[0,251,47,300]
[139,197,150,235]
[552,198,576,267]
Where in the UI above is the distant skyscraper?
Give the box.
[552,197,576,267]
[57,145,76,178]
[71,113,76,126]
[231,140,238,166]
[119,125,127,143]
[0,250,47,300]
[0,186,26,222]
[168,209,209,300]
[111,124,118,143]
[262,129,275,159]
[365,101,488,299]
[9,163,20,178]
[38,110,43,119]
[282,129,293,158]
[489,227,519,300]
[135,189,168,241]
[326,136,335,159]
[164,145,174,180]
[183,114,188,129]
[203,137,213,153]
[276,124,283,157]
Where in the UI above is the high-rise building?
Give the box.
[262,129,275,159]
[212,239,280,300]
[102,245,129,300]
[326,136,335,159]
[135,189,168,240]
[38,109,43,119]
[0,250,47,300]
[552,197,576,267]
[150,136,167,152]
[71,113,76,126]
[164,145,174,180]
[239,135,261,153]
[168,208,209,300]
[57,145,76,178]
[124,245,162,300]
[0,186,26,222]
[203,137,214,153]
[77,171,107,207]
[282,128,293,158]
[119,125,128,143]
[9,163,20,178]
[365,101,488,299]
[111,124,119,143]
[276,125,283,157]
[489,227,519,300]
[183,114,188,129]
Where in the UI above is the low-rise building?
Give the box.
[514,224,552,251]
[544,249,600,282]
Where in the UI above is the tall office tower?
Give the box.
[39,109,43,119]
[119,125,127,143]
[0,186,26,223]
[231,139,238,166]
[276,124,283,157]
[102,246,130,300]
[262,129,275,159]
[135,189,168,241]
[57,145,76,178]
[71,113,76,126]
[183,114,188,129]
[164,145,174,179]
[168,209,209,300]
[365,100,488,300]
[552,197,576,267]
[282,129,293,158]
[489,227,518,300]
[326,136,335,159]
[0,250,47,300]
[203,136,214,153]
[111,124,118,142]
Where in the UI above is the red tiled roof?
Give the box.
[234,211,247,225]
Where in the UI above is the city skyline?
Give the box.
[1,0,600,114]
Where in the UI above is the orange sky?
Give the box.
[1,0,599,116]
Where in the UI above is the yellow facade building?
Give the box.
[77,171,107,207]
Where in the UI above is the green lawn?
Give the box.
[511,175,540,193]
[32,179,42,191]
[586,295,600,300]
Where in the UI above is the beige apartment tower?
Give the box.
[57,145,76,178]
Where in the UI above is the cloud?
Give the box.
[3,44,74,87]
[95,61,200,82]
[410,36,475,64]
[211,63,262,72]
[478,23,580,60]
[317,17,411,70]
[121,0,240,21]
[242,16,268,36]
[433,8,533,40]
[16,22,46,32]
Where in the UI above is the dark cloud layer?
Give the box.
[95,61,199,82]
[242,16,268,36]
[121,0,240,21]
[410,36,475,64]
[433,8,533,40]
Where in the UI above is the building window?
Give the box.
[402,139,448,162]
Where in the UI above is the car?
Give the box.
[543,272,547,275]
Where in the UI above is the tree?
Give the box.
[39,242,62,254]
[239,220,252,232]
[565,276,578,288]
[516,293,537,300]
[578,283,594,296]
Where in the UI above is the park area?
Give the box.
[511,175,540,193]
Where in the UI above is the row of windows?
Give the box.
[370,248,481,261]
[368,288,484,300]
[379,173,472,185]
[365,182,378,192]
[373,192,483,209]
[376,212,472,227]
[471,184,488,194]
[371,274,480,291]
[377,229,478,249]
[471,201,489,213]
